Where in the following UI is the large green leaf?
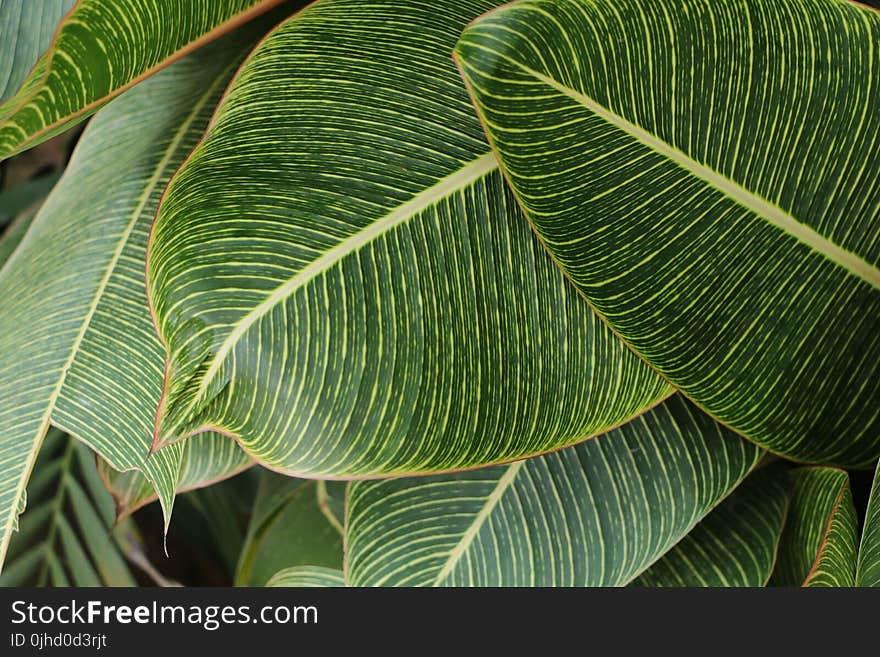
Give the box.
[235,472,343,586]
[345,395,761,586]
[0,430,137,586]
[0,0,76,105]
[633,465,790,587]
[856,460,880,586]
[0,15,284,570]
[770,467,857,587]
[455,0,880,466]
[0,0,286,160]
[146,0,671,480]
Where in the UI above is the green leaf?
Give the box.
[770,467,857,587]
[235,472,343,586]
[0,430,137,586]
[856,460,880,586]
[146,0,672,480]
[97,434,253,521]
[633,465,790,587]
[345,395,761,586]
[455,0,880,466]
[0,0,76,105]
[0,0,287,160]
[56,516,101,585]
[267,566,345,587]
[0,14,283,570]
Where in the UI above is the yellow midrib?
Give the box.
[175,151,499,425]
[514,64,880,290]
[433,460,524,586]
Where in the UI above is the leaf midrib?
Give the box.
[432,460,523,586]
[176,151,499,426]
[486,58,880,290]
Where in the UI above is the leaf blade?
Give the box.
[147,0,671,479]
[97,435,253,521]
[0,0,75,105]
[345,395,762,587]
[0,13,283,569]
[770,467,857,587]
[0,0,288,159]
[454,0,880,465]
[633,465,790,587]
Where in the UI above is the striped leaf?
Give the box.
[267,566,345,587]
[455,0,880,466]
[856,460,880,586]
[235,472,343,586]
[97,435,253,521]
[633,465,790,587]
[0,0,76,104]
[0,17,282,570]
[345,395,761,586]
[0,430,137,586]
[146,0,671,479]
[770,467,857,587]
[0,0,287,160]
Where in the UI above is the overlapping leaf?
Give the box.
[98,434,252,521]
[0,16,283,570]
[345,395,761,586]
[770,467,856,587]
[633,465,790,587]
[146,0,672,480]
[0,0,75,104]
[0,0,286,159]
[455,0,880,465]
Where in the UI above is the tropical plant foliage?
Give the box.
[0,429,157,586]
[0,0,877,587]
